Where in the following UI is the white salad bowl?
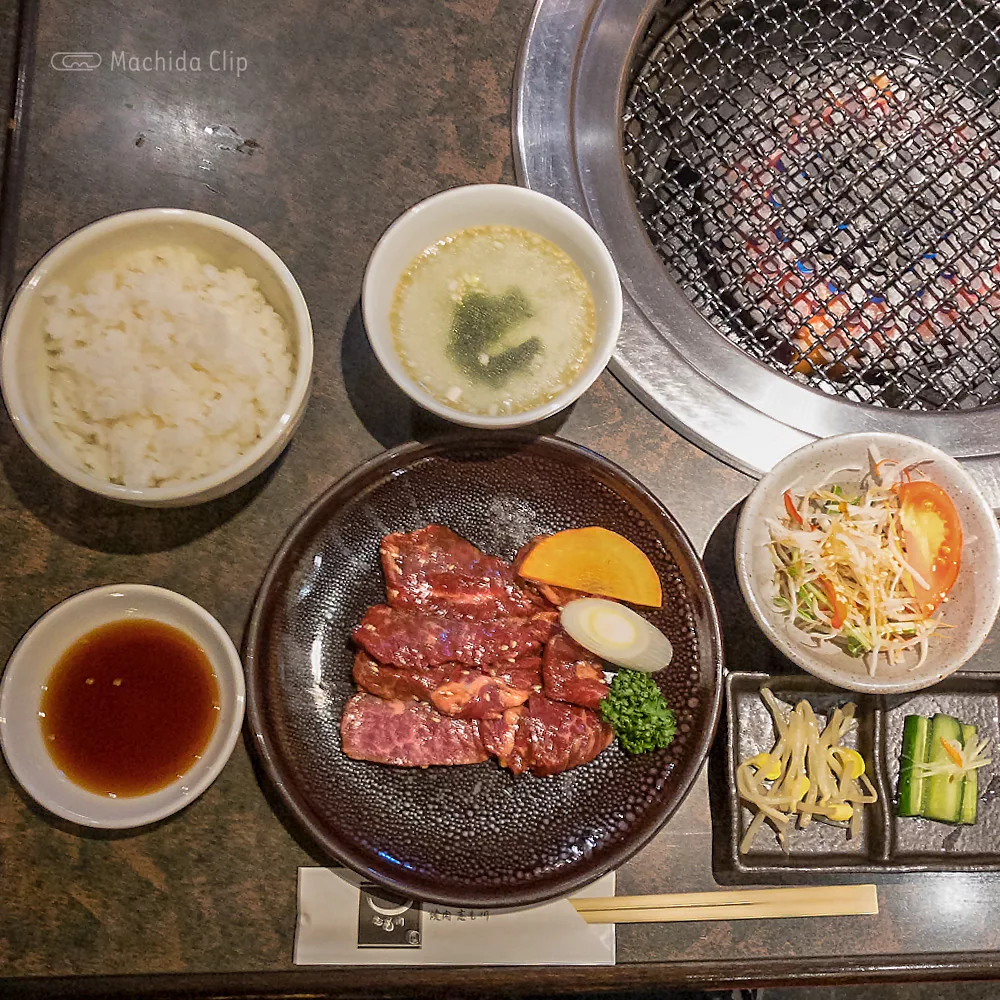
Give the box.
[736,432,1000,694]
[0,585,245,829]
[0,208,313,507]
[362,184,623,428]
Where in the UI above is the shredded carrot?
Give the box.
[783,490,804,526]
[768,449,948,673]
[941,738,965,768]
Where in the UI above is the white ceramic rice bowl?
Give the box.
[0,208,313,507]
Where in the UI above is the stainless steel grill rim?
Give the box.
[515,0,1000,505]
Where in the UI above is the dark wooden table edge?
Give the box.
[4,954,1000,998]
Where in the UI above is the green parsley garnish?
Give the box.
[599,669,677,754]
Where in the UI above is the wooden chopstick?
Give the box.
[570,884,878,924]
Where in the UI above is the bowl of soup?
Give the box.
[362,185,622,427]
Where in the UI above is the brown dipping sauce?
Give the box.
[40,619,220,797]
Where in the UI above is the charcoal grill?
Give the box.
[515,0,1000,506]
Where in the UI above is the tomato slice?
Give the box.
[816,576,847,629]
[896,481,963,613]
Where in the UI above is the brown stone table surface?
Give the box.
[2,0,1000,993]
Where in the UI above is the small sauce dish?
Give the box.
[0,585,245,828]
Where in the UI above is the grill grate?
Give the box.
[623,0,1000,410]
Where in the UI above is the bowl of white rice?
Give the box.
[1,208,313,506]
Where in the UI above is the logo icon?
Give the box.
[50,52,102,71]
[357,883,422,948]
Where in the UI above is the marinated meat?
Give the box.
[485,656,542,693]
[344,527,617,776]
[514,537,590,608]
[532,581,589,609]
[340,693,488,766]
[479,707,531,773]
[352,652,536,720]
[479,694,614,777]
[353,651,463,702]
[382,525,548,619]
[542,632,609,711]
[353,605,558,671]
[523,694,614,777]
[430,672,527,719]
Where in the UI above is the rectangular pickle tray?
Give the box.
[709,671,1000,884]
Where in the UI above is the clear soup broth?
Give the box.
[390,225,596,416]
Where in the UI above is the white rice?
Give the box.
[43,246,295,489]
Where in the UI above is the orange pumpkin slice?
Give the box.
[517,527,662,607]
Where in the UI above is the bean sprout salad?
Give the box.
[737,690,878,852]
[767,449,963,675]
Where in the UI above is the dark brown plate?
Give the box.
[711,671,1000,883]
[244,435,723,907]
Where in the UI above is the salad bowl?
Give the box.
[736,433,1000,694]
